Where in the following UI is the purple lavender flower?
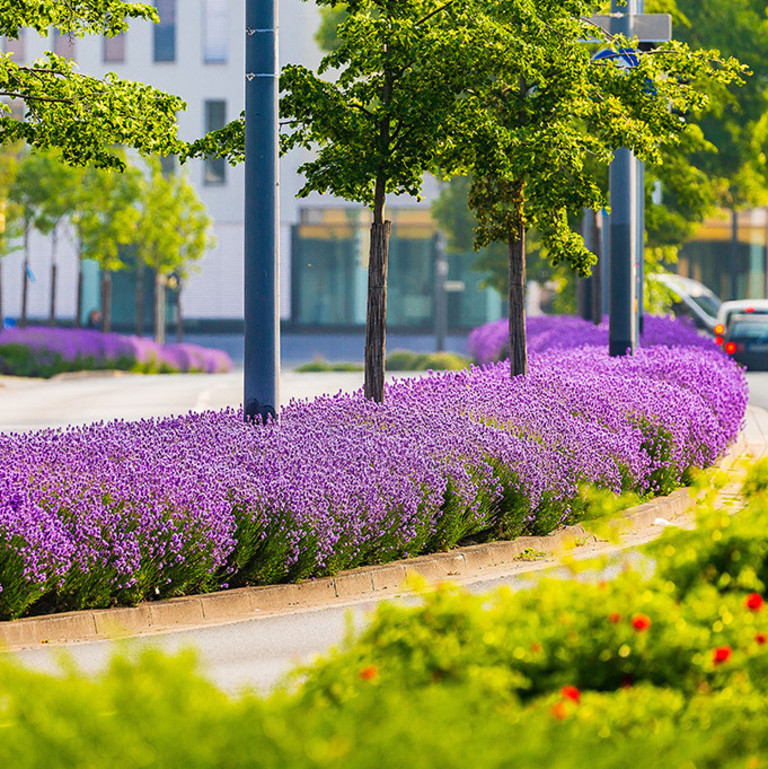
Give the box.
[0,326,232,375]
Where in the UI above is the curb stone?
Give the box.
[0,432,749,651]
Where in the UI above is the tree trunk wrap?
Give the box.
[154,272,166,345]
[508,218,527,378]
[591,212,602,326]
[100,273,112,333]
[135,259,144,337]
[364,220,391,402]
[49,227,58,327]
[49,264,57,327]
[176,287,183,343]
[21,226,29,328]
[75,244,83,328]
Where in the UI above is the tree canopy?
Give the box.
[0,1,186,169]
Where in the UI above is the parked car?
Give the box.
[648,273,721,334]
[722,314,768,370]
[715,299,768,337]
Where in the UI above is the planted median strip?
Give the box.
[0,317,746,621]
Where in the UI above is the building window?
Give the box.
[204,100,226,185]
[52,28,76,59]
[103,31,126,63]
[153,0,176,63]
[203,0,228,64]
[3,30,25,60]
[160,155,176,177]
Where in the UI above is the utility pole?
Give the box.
[591,2,670,356]
[244,0,280,423]
[608,1,637,357]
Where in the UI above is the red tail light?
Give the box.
[746,307,755,313]
[715,336,724,346]
[724,341,737,354]
[714,324,725,335]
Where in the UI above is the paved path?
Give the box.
[0,370,416,433]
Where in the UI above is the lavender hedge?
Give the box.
[0,330,747,620]
[469,314,717,365]
[0,326,232,377]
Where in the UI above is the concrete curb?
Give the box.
[0,432,749,651]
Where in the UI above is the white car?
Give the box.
[648,273,721,334]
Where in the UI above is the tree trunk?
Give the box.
[135,258,144,336]
[154,271,166,345]
[730,207,739,300]
[49,225,58,327]
[591,212,602,326]
[176,285,183,343]
[508,218,527,378]
[75,241,83,328]
[100,272,112,333]
[364,177,390,402]
[20,224,29,328]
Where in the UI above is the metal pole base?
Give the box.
[245,399,277,425]
[609,339,635,357]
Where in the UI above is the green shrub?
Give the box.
[295,358,364,372]
[386,349,470,371]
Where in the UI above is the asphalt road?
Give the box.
[2,368,765,696]
[0,369,399,433]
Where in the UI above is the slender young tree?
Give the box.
[280,0,504,401]
[443,0,743,376]
[134,159,214,344]
[10,152,80,327]
[71,160,142,331]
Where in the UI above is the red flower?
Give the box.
[713,646,732,666]
[631,614,651,632]
[359,665,379,681]
[551,701,568,720]
[530,642,542,654]
[608,612,621,623]
[746,593,764,612]
[756,633,767,646]
[560,685,581,704]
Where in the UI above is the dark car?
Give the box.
[723,314,768,370]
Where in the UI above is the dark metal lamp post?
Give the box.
[244,0,280,423]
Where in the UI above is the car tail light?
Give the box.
[746,307,755,313]
[715,335,724,346]
[714,324,725,335]
[725,341,737,354]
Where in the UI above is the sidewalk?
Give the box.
[0,407,763,652]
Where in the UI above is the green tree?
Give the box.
[442,0,742,376]
[669,0,768,297]
[8,151,52,327]
[134,159,214,344]
[71,158,142,331]
[0,147,22,326]
[280,0,514,402]
[0,2,186,169]
[10,151,80,327]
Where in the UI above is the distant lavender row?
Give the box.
[0,326,232,375]
[469,315,718,364]
[0,339,746,620]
